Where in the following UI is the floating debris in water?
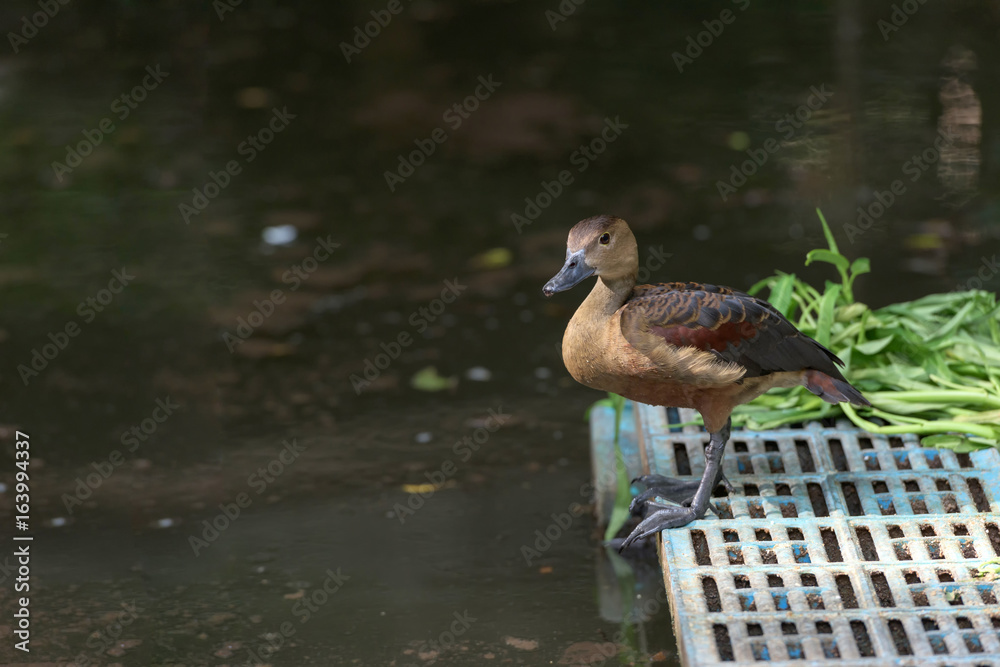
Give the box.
[153,517,176,528]
[402,481,455,494]
[727,131,750,150]
[503,636,539,651]
[237,86,271,109]
[534,367,552,380]
[402,483,437,494]
[410,366,458,392]
[465,366,492,382]
[49,517,68,527]
[415,431,433,444]
[470,247,512,270]
[261,224,298,246]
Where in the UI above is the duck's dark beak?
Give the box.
[543,249,595,296]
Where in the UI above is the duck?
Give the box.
[543,214,870,549]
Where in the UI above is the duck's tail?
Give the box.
[803,370,871,408]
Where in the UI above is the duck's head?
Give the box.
[543,215,638,296]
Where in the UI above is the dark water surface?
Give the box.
[0,1,998,665]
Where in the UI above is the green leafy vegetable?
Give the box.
[739,208,1000,451]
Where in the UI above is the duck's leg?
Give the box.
[620,419,731,551]
[629,463,733,513]
[629,433,734,511]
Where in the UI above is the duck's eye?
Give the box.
[599,233,611,245]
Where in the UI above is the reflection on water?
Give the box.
[937,44,981,202]
[0,1,998,664]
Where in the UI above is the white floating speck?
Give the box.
[415,431,433,444]
[0,482,7,493]
[50,517,67,527]
[154,517,175,528]
[262,224,298,246]
[534,367,552,380]
[465,366,492,382]
[693,224,711,241]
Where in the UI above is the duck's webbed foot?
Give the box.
[620,504,701,550]
[620,419,731,551]
[628,470,732,514]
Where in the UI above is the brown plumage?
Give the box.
[543,214,870,547]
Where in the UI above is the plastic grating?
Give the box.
[591,400,1000,666]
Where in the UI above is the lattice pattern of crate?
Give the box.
[590,401,1000,666]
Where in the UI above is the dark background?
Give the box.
[0,1,998,665]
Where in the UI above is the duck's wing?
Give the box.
[631,281,750,299]
[620,282,846,383]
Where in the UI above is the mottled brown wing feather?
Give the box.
[621,282,848,380]
[631,281,747,299]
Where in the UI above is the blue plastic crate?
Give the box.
[590,400,1000,665]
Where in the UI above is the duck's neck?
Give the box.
[581,275,636,317]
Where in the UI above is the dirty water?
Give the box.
[0,1,998,665]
